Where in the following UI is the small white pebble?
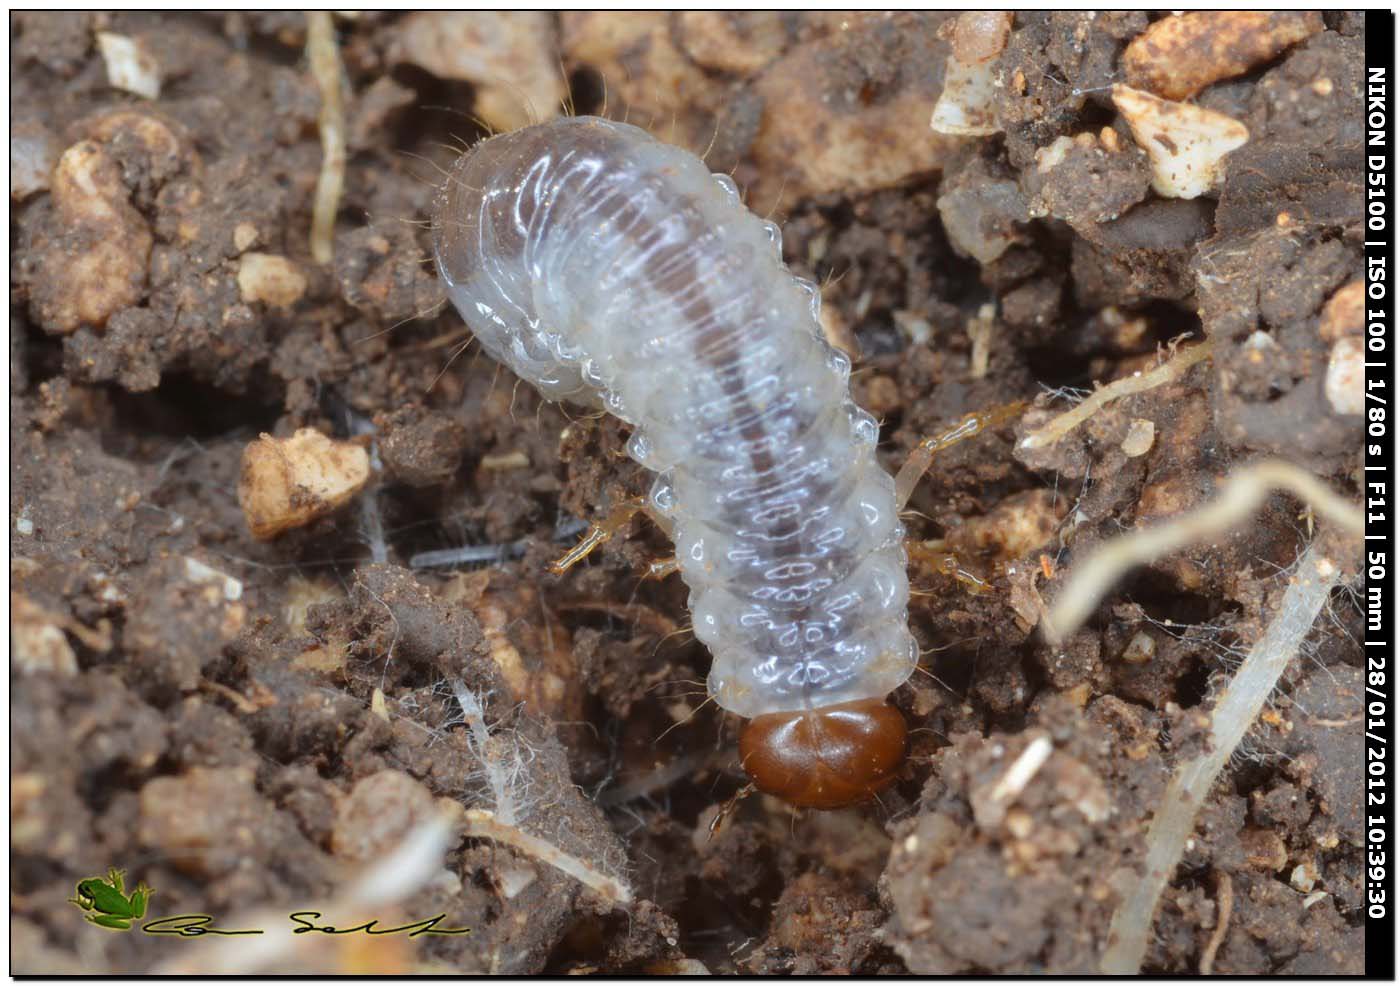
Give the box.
[1113,84,1248,199]
[238,253,307,308]
[1121,631,1156,664]
[1290,860,1319,893]
[1121,418,1155,457]
[1035,135,1076,174]
[183,556,244,602]
[1325,337,1363,416]
[96,31,161,100]
[233,222,260,253]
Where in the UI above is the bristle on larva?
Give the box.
[431,116,916,721]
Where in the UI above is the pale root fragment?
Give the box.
[1112,85,1248,200]
[974,734,1053,828]
[1122,11,1324,102]
[1019,339,1214,452]
[968,303,995,378]
[461,808,633,908]
[448,678,634,908]
[306,12,345,265]
[238,429,371,540]
[95,31,161,99]
[931,11,1013,137]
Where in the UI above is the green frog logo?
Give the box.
[68,868,154,931]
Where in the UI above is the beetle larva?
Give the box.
[432,116,914,808]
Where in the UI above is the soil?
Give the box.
[10,11,1366,974]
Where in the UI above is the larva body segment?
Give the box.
[432,116,916,723]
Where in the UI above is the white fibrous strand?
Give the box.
[1100,544,1344,973]
[450,678,633,907]
[1047,459,1364,642]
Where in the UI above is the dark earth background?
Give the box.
[10,11,1365,974]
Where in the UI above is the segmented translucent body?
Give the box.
[432,116,916,719]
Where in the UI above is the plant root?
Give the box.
[1099,543,1343,973]
[1018,338,1214,452]
[307,12,346,265]
[1047,459,1363,642]
[460,807,633,908]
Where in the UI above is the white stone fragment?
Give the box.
[932,57,1002,136]
[1112,84,1248,199]
[184,557,245,602]
[96,32,161,100]
[1325,337,1363,416]
[931,12,1013,137]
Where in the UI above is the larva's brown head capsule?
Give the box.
[738,699,907,809]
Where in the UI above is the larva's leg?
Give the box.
[898,401,1026,594]
[893,400,1028,510]
[906,541,993,594]
[645,556,680,580]
[707,782,756,842]
[549,496,647,575]
[549,496,676,576]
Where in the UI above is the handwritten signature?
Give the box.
[140,912,470,938]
